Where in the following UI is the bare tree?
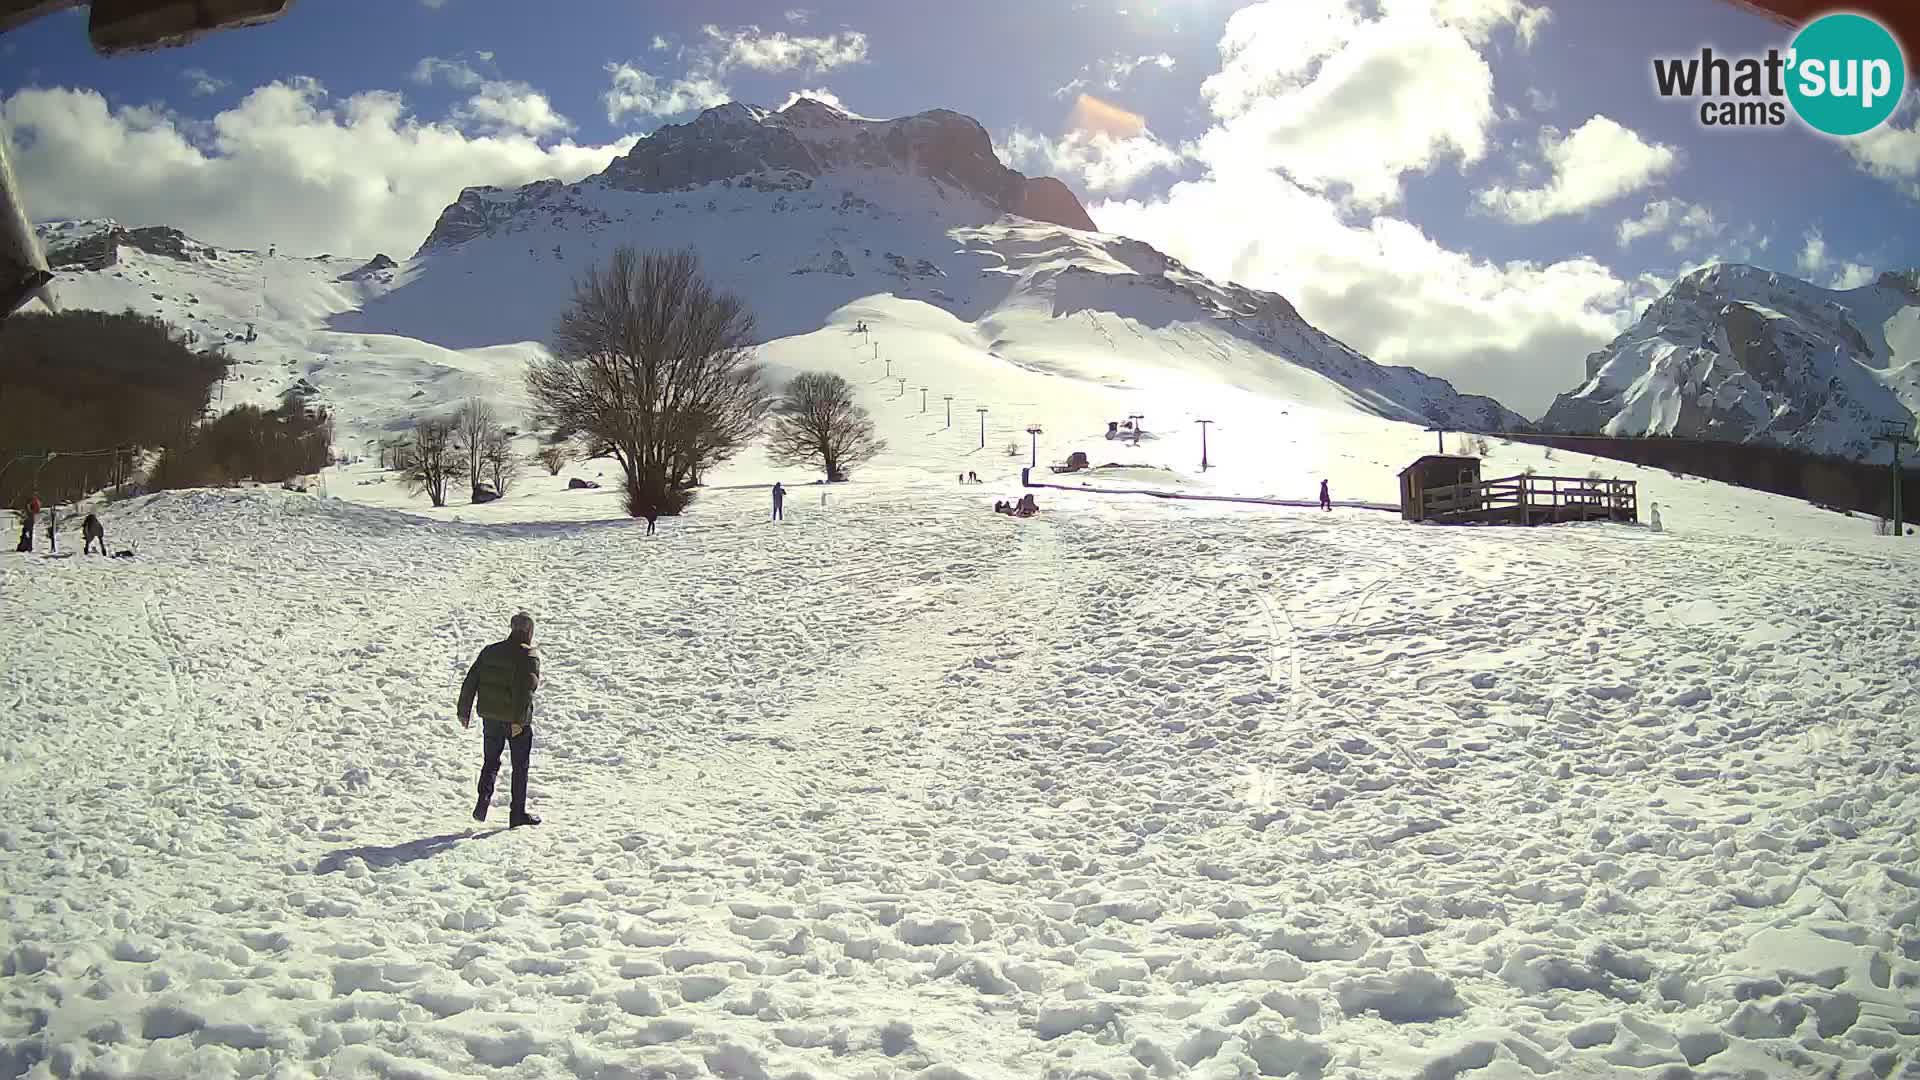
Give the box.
[528,246,772,517]
[404,416,456,507]
[481,428,520,495]
[765,371,886,482]
[533,443,573,476]
[455,397,498,500]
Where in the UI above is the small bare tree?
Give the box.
[404,415,456,507]
[765,371,886,482]
[455,396,498,500]
[528,246,773,517]
[534,443,573,476]
[480,429,520,495]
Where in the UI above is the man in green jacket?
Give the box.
[458,612,543,827]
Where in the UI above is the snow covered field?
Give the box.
[4,476,1919,1079]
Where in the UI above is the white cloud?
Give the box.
[1095,174,1636,417]
[605,23,871,126]
[1830,263,1878,289]
[411,56,570,137]
[1056,52,1178,98]
[1846,91,1920,201]
[1797,227,1877,290]
[704,25,868,73]
[603,63,730,124]
[785,8,810,23]
[412,56,482,89]
[1085,0,1629,418]
[1798,228,1831,276]
[182,68,228,97]
[1002,128,1183,194]
[650,35,671,52]
[1616,198,1724,251]
[455,81,572,138]
[1194,0,1546,209]
[2,82,636,258]
[1477,116,1678,224]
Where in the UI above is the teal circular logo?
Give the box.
[1786,13,1906,136]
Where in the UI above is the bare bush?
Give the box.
[765,371,885,482]
[480,428,520,496]
[534,443,573,476]
[528,246,772,518]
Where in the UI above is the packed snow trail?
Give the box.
[3,487,1920,1079]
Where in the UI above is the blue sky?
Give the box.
[3,0,1917,414]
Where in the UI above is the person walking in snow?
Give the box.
[771,482,785,522]
[43,503,57,553]
[82,513,106,555]
[458,611,543,828]
[1318,479,1331,512]
[14,493,37,552]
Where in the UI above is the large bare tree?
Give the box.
[765,371,886,482]
[528,246,772,517]
[403,415,456,507]
[454,396,498,500]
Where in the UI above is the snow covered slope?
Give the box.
[2,477,1917,1078]
[35,220,544,450]
[1542,263,1920,462]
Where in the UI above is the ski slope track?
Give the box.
[1544,264,1920,463]
[7,97,1920,1079]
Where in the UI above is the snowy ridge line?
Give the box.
[1019,477,1399,513]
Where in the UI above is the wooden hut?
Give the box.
[1400,454,1639,526]
[1399,455,1482,522]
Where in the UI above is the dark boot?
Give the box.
[473,795,489,822]
[510,814,541,828]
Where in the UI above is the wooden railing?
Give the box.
[1421,474,1637,524]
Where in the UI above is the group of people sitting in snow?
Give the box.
[852,321,870,334]
[994,494,1039,518]
[958,471,982,484]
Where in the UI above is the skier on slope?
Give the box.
[1319,479,1332,512]
[457,611,543,828]
[772,482,786,522]
[82,513,106,555]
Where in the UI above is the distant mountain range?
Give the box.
[1542,263,1920,463]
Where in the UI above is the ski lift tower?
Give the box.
[1196,419,1215,471]
[1874,420,1915,537]
[1025,425,1043,468]
[977,407,989,449]
[1128,414,1144,447]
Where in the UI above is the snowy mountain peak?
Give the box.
[1542,262,1920,461]
[775,96,854,127]
[414,100,1096,258]
[40,219,226,272]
